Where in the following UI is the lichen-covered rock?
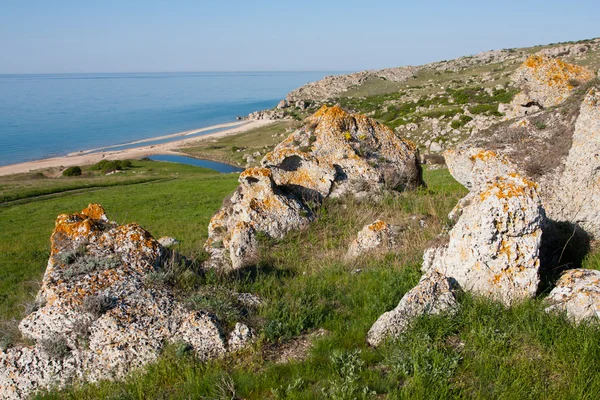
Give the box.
[367,271,459,347]
[261,148,336,200]
[504,55,594,119]
[277,105,423,196]
[545,88,600,238]
[545,269,600,323]
[346,220,395,259]
[227,323,254,352]
[207,106,422,271]
[444,148,519,191]
[0,205,227,400]
[423,173,545,305]
[205,167,313,271]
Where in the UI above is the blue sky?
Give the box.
[1,0,598,73]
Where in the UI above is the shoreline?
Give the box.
[0,119,273,177]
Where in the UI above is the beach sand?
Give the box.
[0,120,273,176]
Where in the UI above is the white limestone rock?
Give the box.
[346,220,395,260]
[545,269,600,323]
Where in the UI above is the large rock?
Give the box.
[277,105,423,197]
[423,173,545,305]
[367,271,459,346]
[504,55,594,119]
[545,87,600,238]
[346,220,395,260]
[205,167,313,271]
[444,148,519,192]
[206,106,423,271]
[545,269,600,323]
[0,205,227,400]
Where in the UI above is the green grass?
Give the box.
[0,160,239,320]
[179,121,301,167]
[2,161,600,399]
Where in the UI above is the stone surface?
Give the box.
[0,205,227,400]
[444,148,519,192]
[158,236,179,247]
[423,173,545,305]
[545,269,600,323]
[205,167,313,271]
[504,55,594,119]
[367,271,459,346]
[545,88,600,238]
[206,106,422,271]
[346,220,395,259]
[227,323,254,352]
[276,105,423,197]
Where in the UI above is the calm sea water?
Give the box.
[0,71,338,166]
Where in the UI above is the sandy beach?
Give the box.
[0,119,274,176]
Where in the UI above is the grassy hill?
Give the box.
[2,38,600,399]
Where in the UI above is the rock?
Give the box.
[227,323,254,352]
[205,168,313,271]
[545,269,600,323]
[277,99,289,109]
[443,148,519,191]
[0,205,227,400]
[429,142,443,152]
[158,236,178,247]
[295,100,308,110]
[205,106,423,271]
[346,220,395,259]
[277,106,424,197]
[504,55,594,119]
[367,271,459,346]
[261,148,336,201]
[545,88,600,238]
[235,292,263,307]
[423,173,545,305]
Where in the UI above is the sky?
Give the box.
[0,0,599,74]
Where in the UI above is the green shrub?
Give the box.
[90,159,132,173]
[62,166,82,177]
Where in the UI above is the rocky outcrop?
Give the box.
[503,55,594,119]
[206,106,423,271]
[545,87,600,238]
[423,172,545,305]
[346,220,395,260]
[277,106,423,197]
[444,148,519,192]
[367,271,459,346]
[545,269,600,323]
[0,205,230,400]
[286,67,419,102]
[205,168,313,271]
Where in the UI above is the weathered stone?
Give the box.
[545,88,600,238]
[158,236,178,247]
[423,173,545,305]
[276,99,289,109]
[444,148,519,191]
[545,269,600,323]
[227,323,254,352]
[277,105,423,197]
[205,167,313,271]
[0,205,227,400]
[367,271,459,346]
[346,220,395,259]
[504,55,594,119]
[261,148,336,200]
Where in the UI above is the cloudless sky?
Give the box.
[1,0,599,73]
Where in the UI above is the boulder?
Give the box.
[261,148,336,201]
[0,205,227,400]
[277,105,423,197]
[444,148,519,191]
[423,173,545,305]
[545,87,600,238]
[504,55,594,119]
[205,167,313,271]
[346,220,395,260]
[367,271,459,346]
[276,99,289,109]
[545,269,600,323]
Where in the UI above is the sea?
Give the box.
[0,71,339,167]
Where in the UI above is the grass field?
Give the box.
[2,159,600,399]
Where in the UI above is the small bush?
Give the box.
[90,159,132,173]
[40,335,71,359]
[62,166,82,177]
[63,254,120,279]
[82,294,117,318]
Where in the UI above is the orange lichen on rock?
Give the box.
[368,220,390,232]
[523,55,594,89]
[240,167,272,180]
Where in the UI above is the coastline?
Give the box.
[0,119,274,177]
